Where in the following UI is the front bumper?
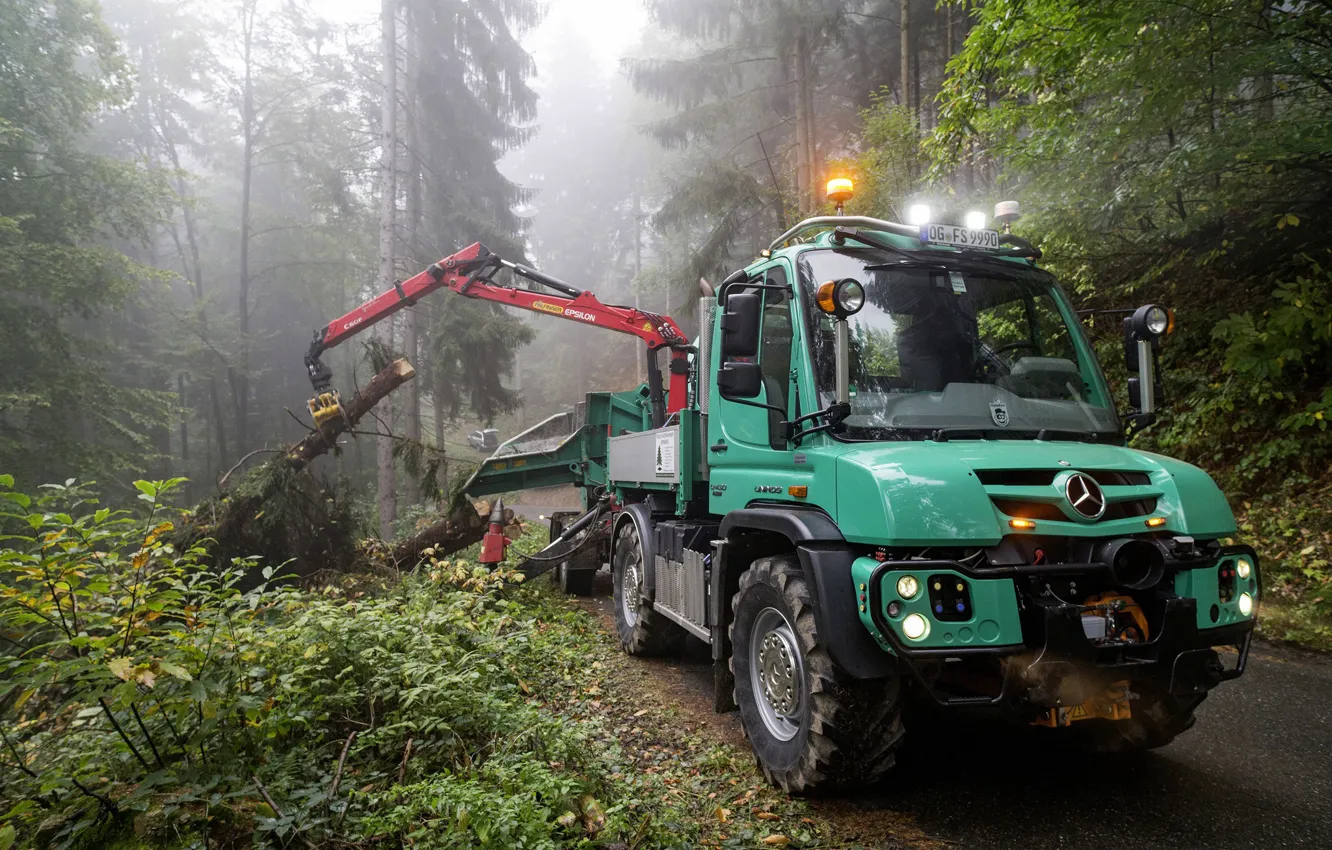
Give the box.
[855,547,1257,708]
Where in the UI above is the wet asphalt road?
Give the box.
[511,506,1332,849]
[865,644,1332,849]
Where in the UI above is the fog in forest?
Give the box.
[4,0,1329,543]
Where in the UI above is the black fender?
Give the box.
[717,506,895,680]
[613,503,657,600]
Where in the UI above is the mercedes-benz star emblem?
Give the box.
[1065,472,1107,520]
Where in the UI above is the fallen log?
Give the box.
[177,359,501,577]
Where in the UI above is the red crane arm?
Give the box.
[305,242,692,422]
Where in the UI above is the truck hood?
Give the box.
[833,439,1236,546]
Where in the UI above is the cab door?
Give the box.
[708,263,815,514]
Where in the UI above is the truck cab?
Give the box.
[470,203,1259,795]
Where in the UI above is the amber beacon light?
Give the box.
[827,177,855,214]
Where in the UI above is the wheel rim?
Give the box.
[749,606,805,742]
[620,542,642,627]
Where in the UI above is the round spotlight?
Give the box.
[1145,306,1169,335]
[1236,559,1252,580]
[1131,304,1171,340]
[907,204,932,226]
[897,575,920,600]
[902,613,930,641]
[965,210,987,230]
[835,279,865,316]
[816,278,866,318]
[1237,592,1254,617]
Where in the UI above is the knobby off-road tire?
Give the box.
[730,555,904,794]
[1079,688,1205,753]
[612,522,684,655]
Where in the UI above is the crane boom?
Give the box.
[305,242,692,429]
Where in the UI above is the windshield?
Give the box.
[797,248,1120,439]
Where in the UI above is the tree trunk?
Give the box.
[947,1,954,59]
[235,0,257,454]
[178,374,192,504]
[793,39,810,213]
[901,0,912,116]
[377,0,400,539]
[402,10,423,505]
[803,44,818,210]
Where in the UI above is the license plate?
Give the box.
[921,224,1001,250]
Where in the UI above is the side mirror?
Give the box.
[717,361,762,399]
[721,292,761,358]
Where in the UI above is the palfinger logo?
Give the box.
[1065,473,1107,520]
[532,300,565,315]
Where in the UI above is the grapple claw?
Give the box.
[308,390,346,429]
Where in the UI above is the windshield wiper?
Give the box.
[829,226,918,261]
[863,261,1022,281]
[927,428,1119,444]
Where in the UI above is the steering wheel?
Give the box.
[976,341,1041,378]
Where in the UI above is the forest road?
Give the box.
[542,556,1332,850]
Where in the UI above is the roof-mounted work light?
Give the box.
[907,204,932,226]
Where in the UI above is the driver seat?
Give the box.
[897,318,974,392]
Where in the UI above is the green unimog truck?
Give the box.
[466,193,1259,794]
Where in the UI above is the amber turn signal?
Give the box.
[1009,518,1036,530]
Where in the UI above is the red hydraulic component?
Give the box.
[478,497,511,567]
[305,242,692,429]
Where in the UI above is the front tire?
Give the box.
[730,555,904,794]
[611,521,684,655]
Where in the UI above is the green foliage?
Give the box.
[840,94,924,220]
[0,483,724,849]
[0,477,259,848]
[0,0,174,487]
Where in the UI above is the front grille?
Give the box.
[991,496,1157,522]
[991,499,1066,522]
[1103,497,1157,520]
[976,468,1150,487]
[1088,470,1151,487]
[975,469,1057,486]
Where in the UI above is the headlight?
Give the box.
[1236,559,1252,580]
[1237,592,1254,617]
[897,575,920,600]
[907,204,932,225]
[965,210,987,230]
[902,613,930,641]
